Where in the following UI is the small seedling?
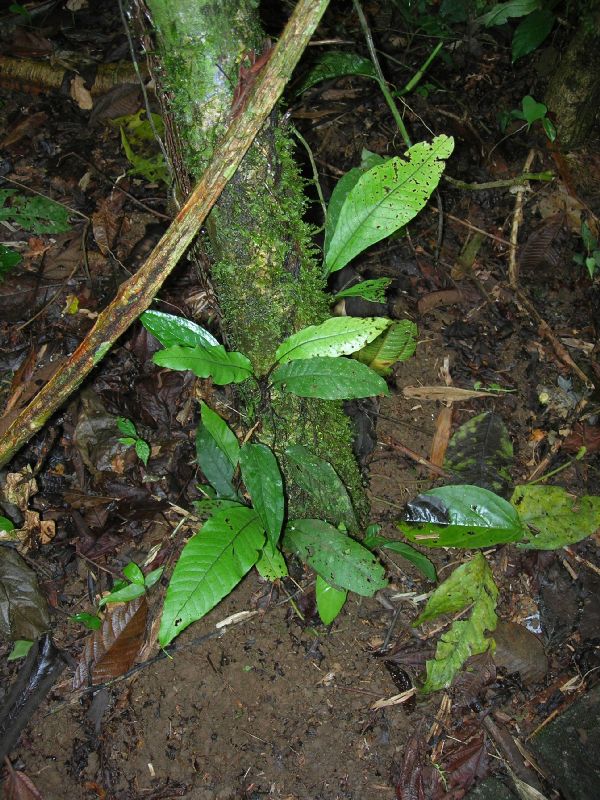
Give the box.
[499,95,556,141]
[97,561,163,608]
[117,417,151,466]
[573,221,600,279]
[71,611,102,630]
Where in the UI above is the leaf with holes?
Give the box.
[0,189,71,234]
[398,485,525,548]
[272,356,389,400]
[255,543,288,581]
[141,310,219,348]
[285,444,357,531]
[354,320,417,375]
[324,136,454,274]
[283,519,387,596]
[512,485,600,550]
[275,317,390,364]
[159,507,265,646]
[414,553,498,693]
[154,344,253,384]
[332,277,391,304]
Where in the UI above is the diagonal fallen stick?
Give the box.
[0,0,330,469]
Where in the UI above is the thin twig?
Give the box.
[352,0,412,148]
[508,148,536,287]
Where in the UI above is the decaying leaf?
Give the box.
[73,596,148,689]
[70,75,93,110]
[493,621,548,685]
[0,546,50,640]
[3,760,45,800]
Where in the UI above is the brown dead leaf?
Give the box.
[2,467,37,511]
[15,509,56,546]
[0,112,48,149]
[430,405,453,467]
[70,75,93,110]
[3,760,45,800]
[92,191,126,255]
[417,289,475,315]
[73,597,148,689]
[493,621,548,685]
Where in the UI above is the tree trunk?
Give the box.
[143,0,367,518]
[545,0,600,149]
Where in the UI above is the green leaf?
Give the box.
[8,639,34,661]
[298,51,377,94]
[542,115,557,142]
[196,403,240,499]
[283,519,387,596]
[71,612,102,630]
[414,553,498,693]
[0,189,70,234]
[0,515,15,533]
[521,95,547,127]
[444,412,513,497]
[354,320,417,375]
[98,583,146,608]
[324,136,454,275]
[116,417,137,438]
[272,356,389,400]
[118,437,136,447]
[398,485,525,548]
[512,485,600,550]
[123,562,145,585]
[316,575,347,624]
[140,310,219,349]
[360,148,386,170]
[332,277,391,304]
[200,402,240,470]
[479,0,538,28]
[364,534,437,582]
[240,443,284,546]
[325,167,365,256]
[285,444,358,531]
[193,498,245,515]
[0,244,21,277]
[144,567,164,588]
[153,344,253,385]
[135,439,150,465]
[158,507,265,645]
[512,9,555,61]
[255,543,288,581]
[275,317,391,364]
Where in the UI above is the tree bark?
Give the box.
[545,0,600,149]
[144,0,368,517]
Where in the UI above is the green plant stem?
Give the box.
[445,172,554,191]
[291,124,327,223]
[401,40,443,96]
[527,447,587,485]
[352,0,412,149]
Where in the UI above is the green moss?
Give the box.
[146,0,369,524]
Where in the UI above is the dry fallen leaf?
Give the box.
[73,597,148,689]
[403,386,495,402]
[70,75,93,110]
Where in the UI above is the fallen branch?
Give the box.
[0,0,330,470]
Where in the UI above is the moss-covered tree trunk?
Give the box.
[545,0,600,149]
[143,0,367,517]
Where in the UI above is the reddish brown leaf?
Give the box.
[435,734,488,799]
[92,191,126,256]
[493,620,548,686]
[73,597,147,689]
[563,424,600,455]
[3,760,45,800]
